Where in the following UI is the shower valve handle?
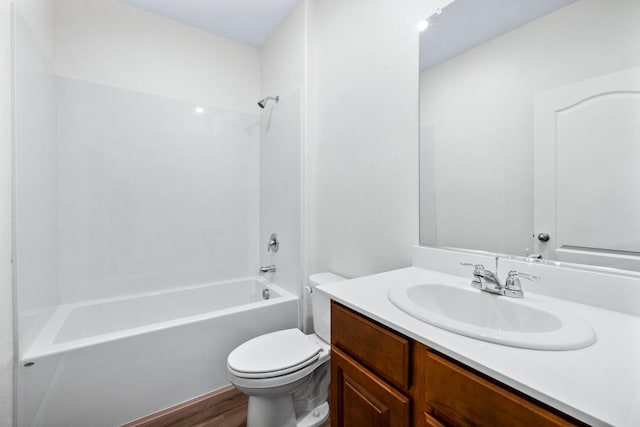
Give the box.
[267,233,279,253]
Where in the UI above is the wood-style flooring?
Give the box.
[123,385,331,427]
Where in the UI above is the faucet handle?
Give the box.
[504,270,539,298]
[515,271,539,281]
[461,262,485,276]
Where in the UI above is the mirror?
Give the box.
[419,0,640,271]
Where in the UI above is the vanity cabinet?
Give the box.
[330,301,583,427]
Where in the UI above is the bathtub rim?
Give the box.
[22,276,297,361]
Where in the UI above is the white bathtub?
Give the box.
[20,277,298,427]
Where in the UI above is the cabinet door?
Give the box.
[331,347,410,427]
[424,412,446,427]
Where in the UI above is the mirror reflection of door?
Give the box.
[534,67,640,271]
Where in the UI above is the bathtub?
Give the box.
[20,277,298,427]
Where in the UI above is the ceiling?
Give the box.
[118,0,302,47]
[420,0,577,71]
[118,0,576,64]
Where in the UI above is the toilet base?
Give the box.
[247,394,296,427]
[246,396,329,427]
[297,401,329,427]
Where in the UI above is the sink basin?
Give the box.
[388,283,596,350]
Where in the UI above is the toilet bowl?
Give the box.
[227,272,346,427]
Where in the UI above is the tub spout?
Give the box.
[259,265,276,274]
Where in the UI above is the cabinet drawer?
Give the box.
[424,351,579,427]
[331,302,410,390]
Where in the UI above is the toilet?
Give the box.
[227,272,346,427]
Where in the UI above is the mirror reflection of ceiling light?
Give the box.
[417,0,448,32]
[418,5,445,32]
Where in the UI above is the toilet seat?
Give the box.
[228,329,323,379]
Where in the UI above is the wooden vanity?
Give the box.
[330,301,584,427]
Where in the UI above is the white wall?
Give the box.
[308,0,427,279]
[259,3,306,305]
[261,3,306,100]
[419,0,640,256]
[0,0,13,423]
[54,0,261,115]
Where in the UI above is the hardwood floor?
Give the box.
[123,386,331,427]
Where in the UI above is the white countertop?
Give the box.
[317,266,640,427]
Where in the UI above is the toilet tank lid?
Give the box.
[309,272,346,287]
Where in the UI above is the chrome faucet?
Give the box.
[461,262,538,298]
[259,265,276,274]
[461,262,503,294]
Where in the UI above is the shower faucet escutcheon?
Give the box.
[267,233,279,253]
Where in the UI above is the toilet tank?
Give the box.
[310,272,347,343]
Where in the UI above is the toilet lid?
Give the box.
[227,329,322,378]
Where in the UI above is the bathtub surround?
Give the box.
[13,0,58,351]
[259,89,302,296]
[0,0,12,424]
[57,77,260,302]
[12,2,58,425]
[260,1,306,316]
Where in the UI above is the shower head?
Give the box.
[258,95,279,109]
